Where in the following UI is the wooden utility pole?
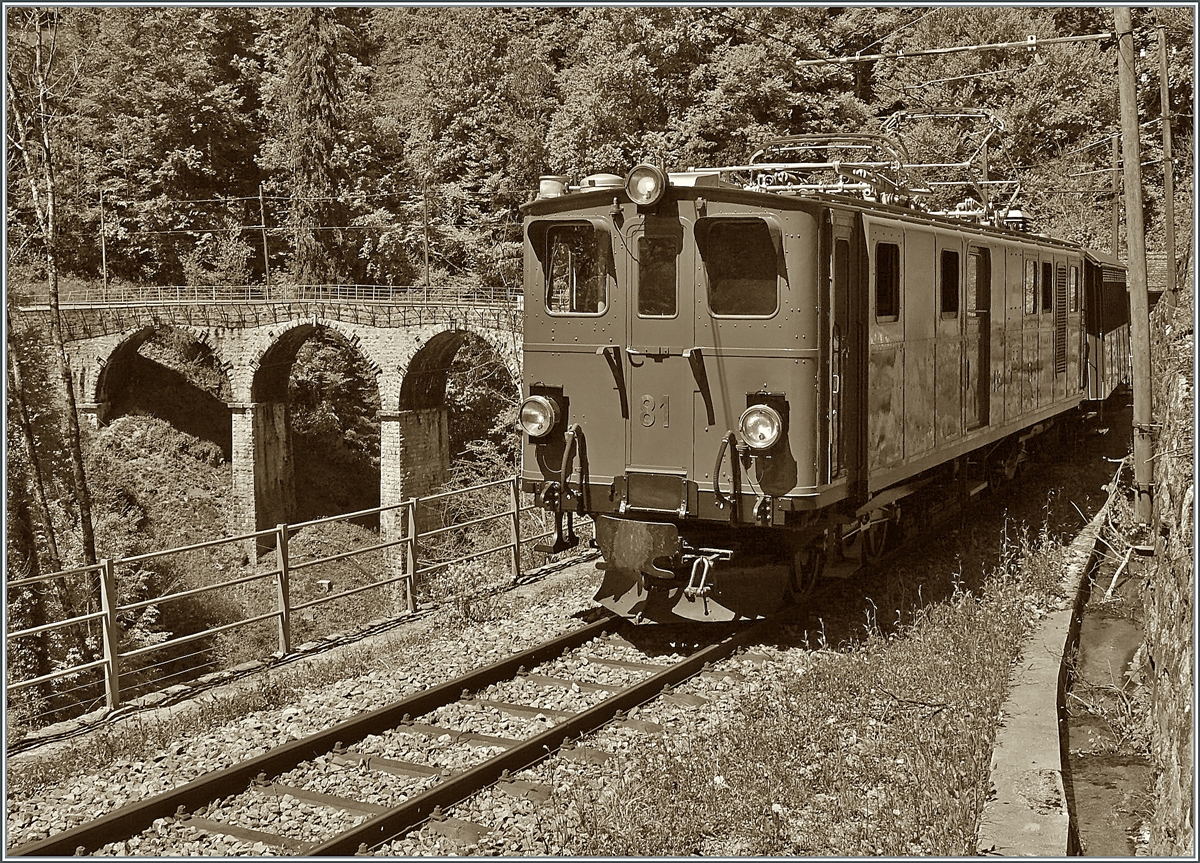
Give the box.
[258,183,271,294]
[1111,134,1121,255]
[1156,21,1178,314]
[1115,7,1155,523]
[98,188,108,300]
[423,181,431,301]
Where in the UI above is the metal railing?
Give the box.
[5,477,555,718]
[30,283,523,308]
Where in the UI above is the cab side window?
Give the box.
[940,249,960,317]
[1041,261,1054,313]
[876,242,900,321]
[967,247,990,311]
[545,223,608,315]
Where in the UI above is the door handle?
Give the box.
[627,346,675,359]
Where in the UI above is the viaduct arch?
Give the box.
[53,303,522,545]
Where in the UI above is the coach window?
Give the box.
[876,242,900,321]
[940,249,960,318]
[638,235,679,317]
[1024,259,1038,315]
[1041,261,1054,313]
[1069,265,1080,312]
[967,247,989,311]
[544,223,609,315]
[698,220,778,316]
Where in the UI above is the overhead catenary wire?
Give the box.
[1070,157,1166,178]
[1022,118,1169,172]
[701,7,936,107]
[113,223,409,237]
[100,189,421,205]
[795,31,1115,67]
[897,67,1022,89]
[854,7,940,55]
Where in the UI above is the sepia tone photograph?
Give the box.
[4,2,1194,857]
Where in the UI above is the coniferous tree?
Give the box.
[282,7,349,287]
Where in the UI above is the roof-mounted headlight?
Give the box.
[519,395,559,439]
[625,164,668,207]
[739,404,783,451]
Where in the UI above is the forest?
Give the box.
[6,5,1194,292]
[4,5,1194,735]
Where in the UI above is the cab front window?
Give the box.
[697,219,778,317]
[638,235,679,317]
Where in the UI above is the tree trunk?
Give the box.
[5,315,63,574]
[6,11,100,575]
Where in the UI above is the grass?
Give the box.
[547,519,1073,856]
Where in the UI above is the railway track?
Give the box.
[10,614,766,857]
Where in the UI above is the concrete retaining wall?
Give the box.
[977,488,1114,855]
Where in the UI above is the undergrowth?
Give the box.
[549,521,1072,856]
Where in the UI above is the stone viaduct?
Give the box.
[20,298,522,541]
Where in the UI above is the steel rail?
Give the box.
[307,619,767,856]
[286,536,404,572]
[116,609,284,662]
[117,569,272,614]
[6,609,108,641]
[6,616,616,858]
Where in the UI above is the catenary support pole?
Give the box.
[1115,7,1156,524]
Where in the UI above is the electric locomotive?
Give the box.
[517,127,1130,623]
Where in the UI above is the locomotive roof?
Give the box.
[523,178,1115,264]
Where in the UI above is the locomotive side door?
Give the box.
[964,245,991,429]
[623,210,695,510]
[827,210,862,489]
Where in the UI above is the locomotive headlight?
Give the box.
[739,404,783,450]
[519,395,559,439]
[625,164,667,207]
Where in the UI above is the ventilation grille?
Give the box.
[1054,264,1068,375]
